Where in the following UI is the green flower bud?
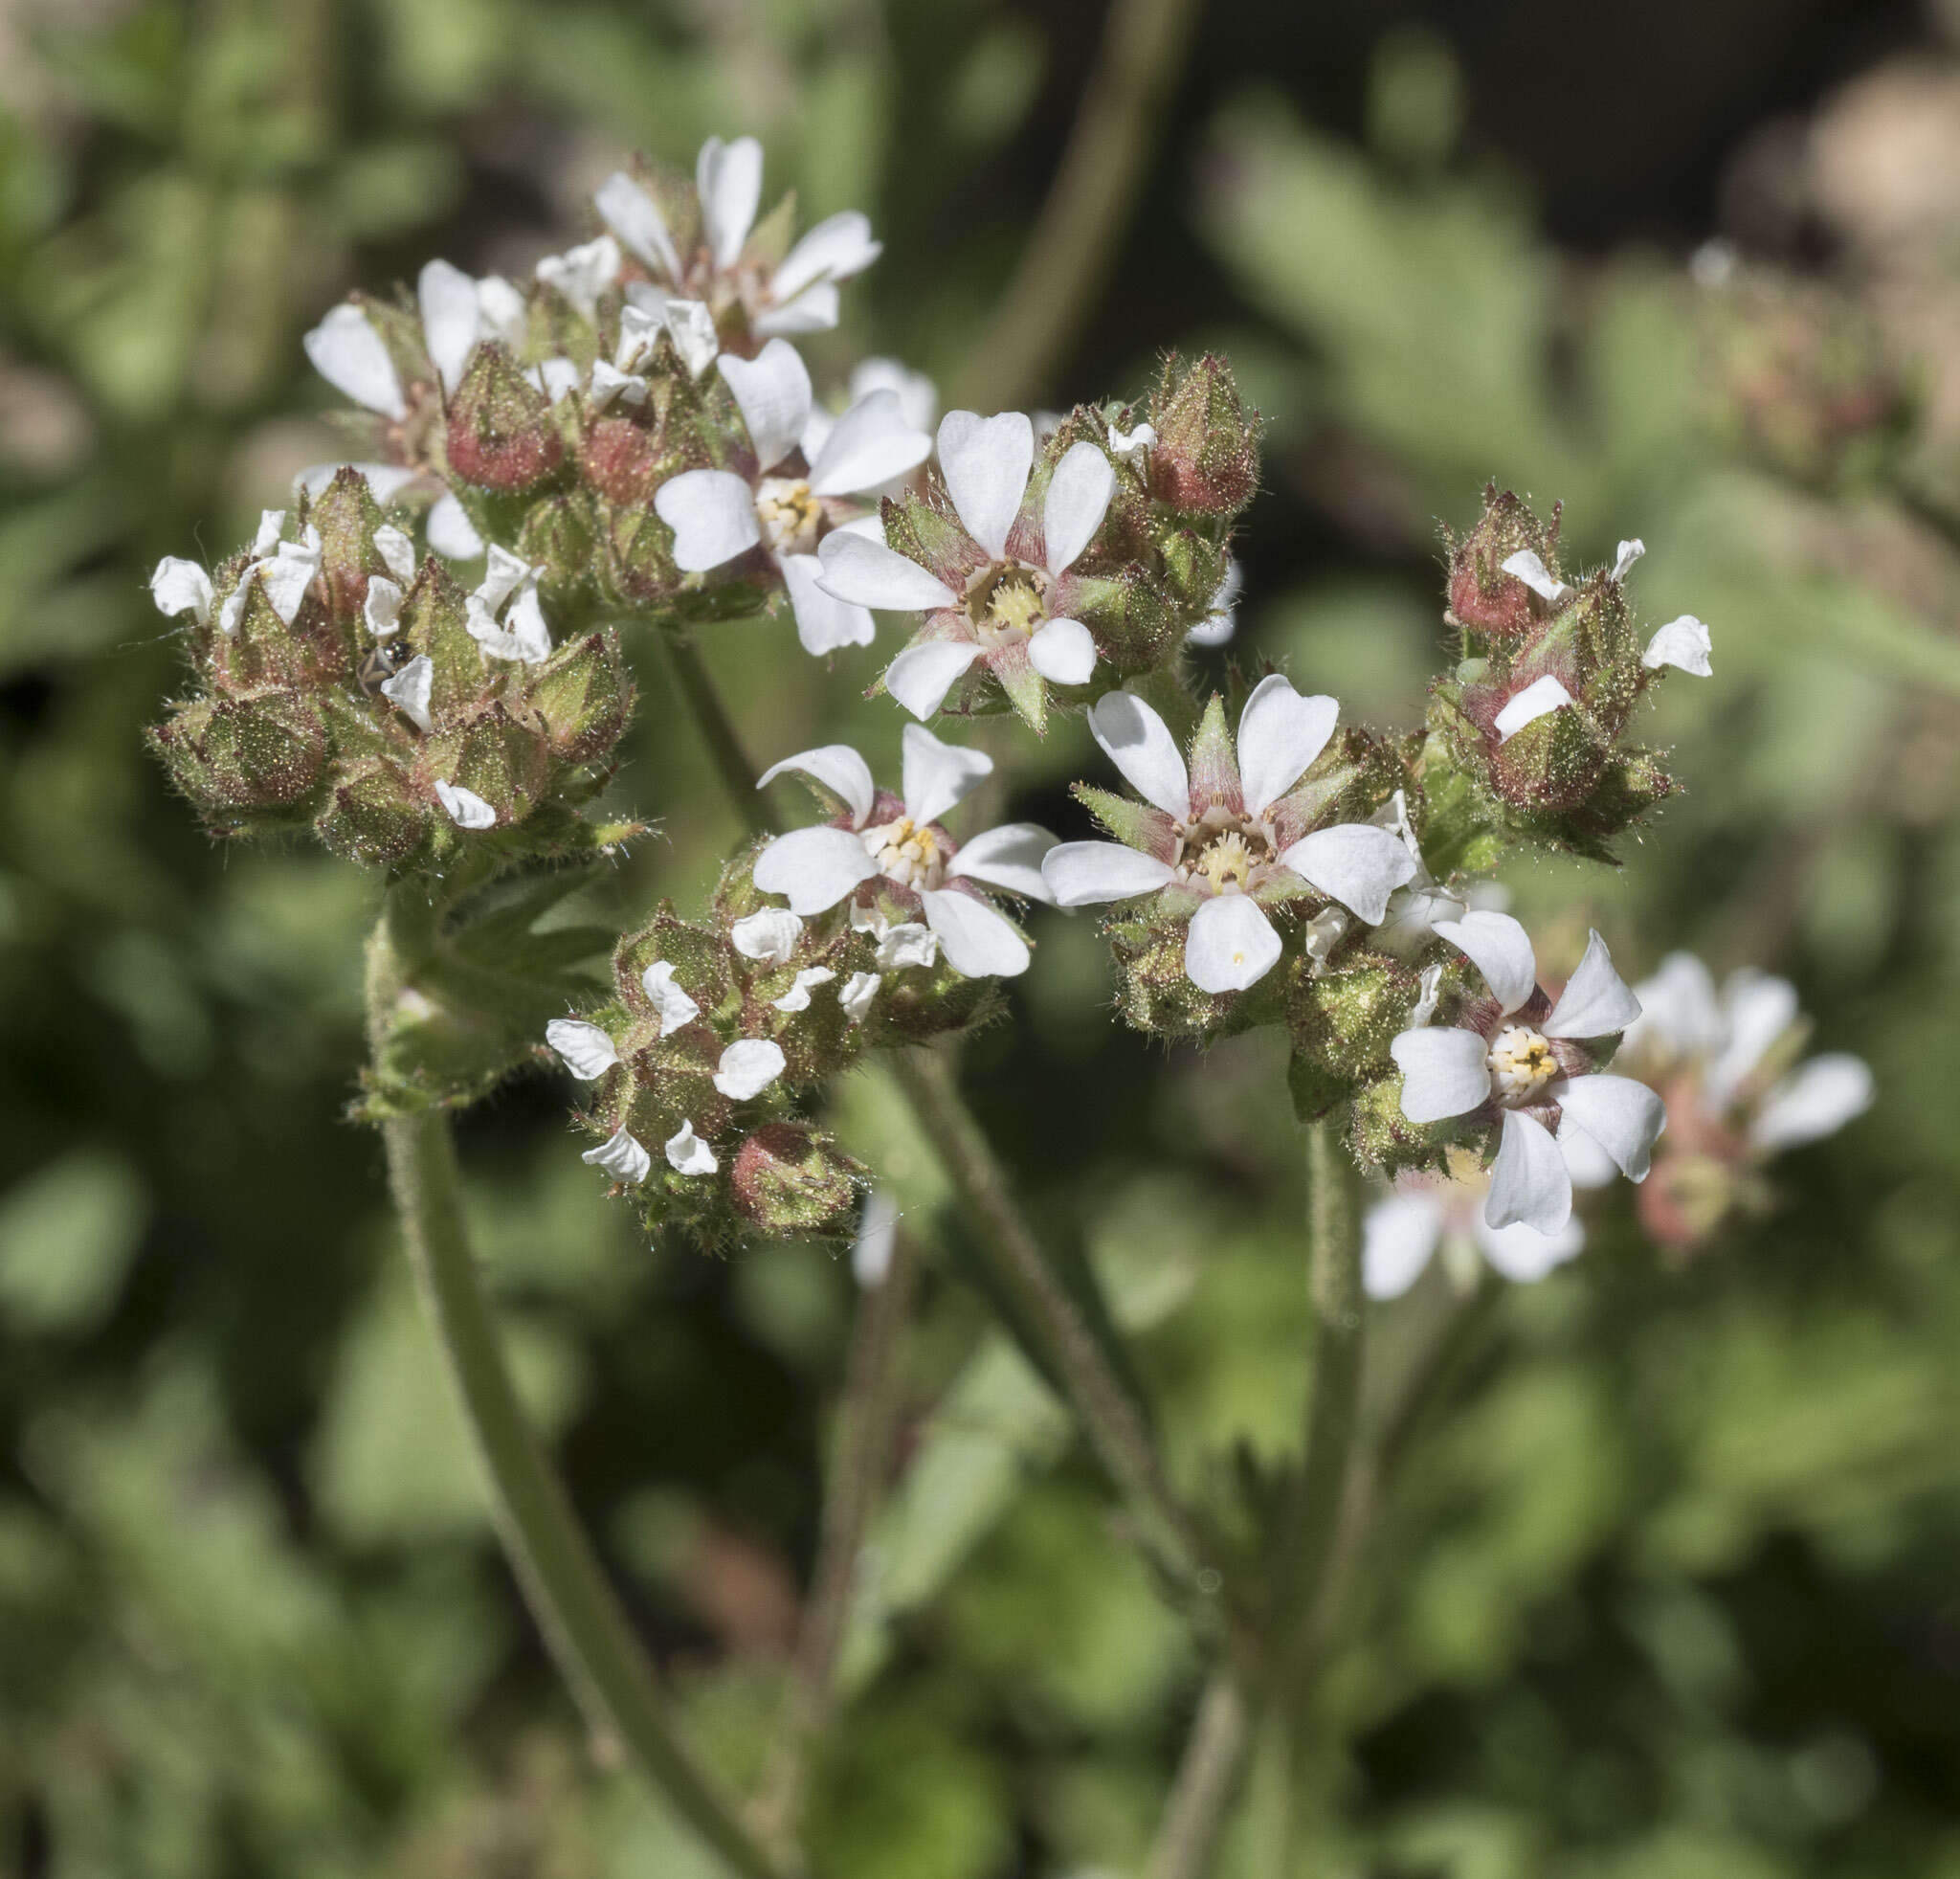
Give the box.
[530,631,635,763]
[316,756,429,867]
[148,689,327,821]
[1147,353,1260,517]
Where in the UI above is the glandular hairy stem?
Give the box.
[367,901,800,1879]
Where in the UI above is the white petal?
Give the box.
[714,1037,786,1101]
[259,537,322,624]
[771,210,881,302]
[808,390,932,497]
[418,258,480,396]
[884,640,983,720]
[875,923,938,971]
[476,274,527,347]
[753,281,840,337]
[303,304,405,418]
[546,1018,619,1080]
[1545,928,1641,1039]
[839,971,881,1021]
[1391,1026,1491,1124]
[640,960,702,1036]
[1362,1193,1444,1300]
[473,544,532,613]
[1494,674,1574,742]
[730,906,806,965]
[434,779,496,829]
[1500,548,1572,607]
[586,1127,653,1184]
[753,826,880,915]
[663,301,719,379]
[1409,959,1444,1026]
[1027,616,1097,684]
[1188,560,1241,647]
[1107,420,1156,465]
[502,583,552,663]
[920,889,1030,978]
[1552,1073,1666,1180]
[1611,538,1645,583]
[587,360,648,411]
[1041,841,1175,906]
[150,557,212,625]
[781,554,876,655]
[756,745,877,828]
[380,653,434,732]
[1708,970,1799,1107]
[655,469,762,572]
[1088,690,1189,820]
[1236,675,1339,816]
[1042,440,1116,574]
[1625,951,1720,1057]
[1748,1055,1874,1152]
[534,235,620,320]
[1279,824,1419,925]
[901,722,992,826]
[951,823,1058,902]
[372,525,417,583]
[697,135,764,270]
[816,529,958,612]
[595,170,680,280]
[1473,1210,1585,1283]
[363,575,404,640]
[1485,1111,1573,1233]
[538,355,584,402]
[427,494,484,560]
[217,589,246,638]
[854,1191,901,1287]
[773,967,837,1012]
[663,1121,717,1177]
[718,340,812,473]
[253,509,284,555]
[1434,909,1538,1015]
[1184,894,1281,994]
[936,410,1033,559]
[1643,615,1713,676]
[1554,1116,1621,1189]
[850,356,937,433]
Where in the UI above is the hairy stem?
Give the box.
[950,0,1201,411]
[887,1044,1214,1598]
[1145,1668,1253,1879]
[664,634,770,838]
[756,1220,924,1840]
[367,906,799,1879]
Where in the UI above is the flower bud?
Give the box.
[148,689,328,822]
[1444,485,1562,637]
[316,756,429,867]
[432,702,551,829]
[730,1124,864,1237]
[308,467,390,621]
[1147,353,1260,516]
[445,343,564,492]
[529,631,635,763]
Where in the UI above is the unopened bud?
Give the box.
[445,343,564,492]
[1148,353,1260,516]
[316,756,429,866]
[531,631,635,762]
[149,690,327,818]
[1445,486,1563,637]
[729,1124,864,1236]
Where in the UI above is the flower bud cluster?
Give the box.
[1422,488,1711,865]
[147,470,634,870]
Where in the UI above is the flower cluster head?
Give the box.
[1043,676,1417,1031]
[1426,489,1713,863]
[147,470,633,870]
[1616,951,1875,1252]
[1381,913,1666,1236]
[547,725,1043,1244]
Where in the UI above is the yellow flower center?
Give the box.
[1487,1024,1558,1103]
[859,816,948,891]
[968,564,1050,647]
[1195,830,1258,894]
[755,477,823,556]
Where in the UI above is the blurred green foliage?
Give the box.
[3,3,1959,1877]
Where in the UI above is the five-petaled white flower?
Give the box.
[813,411,1116,727]
[595,136,881,339]
[752,724,1057,979]
[1390,912,1664,1235]
[1040,680,1419,995]
[654,339,931,654]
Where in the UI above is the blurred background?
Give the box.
[4,0,1960,1873]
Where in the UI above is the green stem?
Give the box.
[949,0,1202,411]
[757,1220,924,1840]
[1145,1668,1253,1879]
[664,634,770,838]
[887,1045,1214,1599]
[367,906,799,1879]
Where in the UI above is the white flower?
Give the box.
[1040,680,1418,995]
[595,137,881,338]
[1389,914,1663,1236]
[664,1120,718,1176]
[772,967,837,1011]
[546,1018,619,1080]
[211,514,323,637]
[380,654,434,733]
[434,779,497,829]
[1624,952,1872,1153]
[1642,615,1713,676]
[713,1038,787,1101]
[534,235,621,322]
[373,525,417,583]
[653,338,930,655]
[466,546,552,663]
[815,411,1117,724]
[1363,1164,1589,1301]
[150,557,213,628]
[1107,419,1156,466]
[640,960,702,1036]
[751,725,1057,979]
[839,971,881,1021]
[584,1126,652,1184]
[731,906,804,965]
